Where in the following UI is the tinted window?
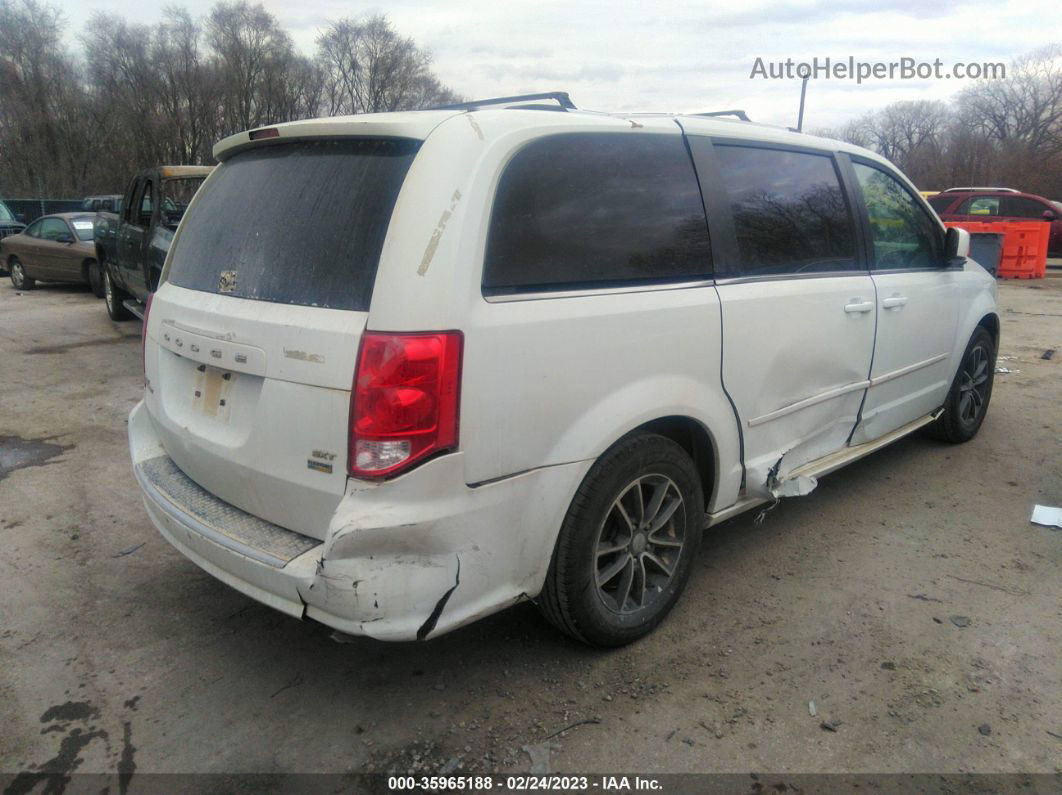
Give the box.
[960,196,999,216]
[122,181,139,222]
[1002,196,1047,218]
[138,181,154,222]
[927,196,953,213]
[24,220,42,237]
[714,145,857,275]
[853,162,941,269]
[166,139,418,311]
[483,133,711,293]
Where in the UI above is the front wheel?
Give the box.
[86,259,104,298]
[9,257,35,290]
[924,326,995,443]
[538,433,703,646]
[103,268,132,320]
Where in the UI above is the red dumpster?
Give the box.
[944,221,1049,279]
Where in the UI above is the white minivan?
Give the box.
[129,93,998,646]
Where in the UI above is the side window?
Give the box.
[853,162,942,270]
[24,220,42,238]
[483,133,711,293]
[1002,196,1048,218]
[39,218,68,241]
[122,181,139,223]
[713,145,857,276]
[927,196,953,214]
[959,196,1000,216]
[138,181,154,224]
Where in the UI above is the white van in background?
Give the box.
[128,93,998,646]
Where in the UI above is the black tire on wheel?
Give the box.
[9,257,35,290]
[538,433,704,647]
[924,326,995,443]
[103,267,132,321]
[86,259,104,299]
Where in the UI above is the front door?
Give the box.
[118,179,153,295]
[847,159,960,443]
[35,217,72,279]
[687,138,875,496]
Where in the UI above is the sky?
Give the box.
[58,0,1060,129]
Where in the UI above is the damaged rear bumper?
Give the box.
[129,401,590,641]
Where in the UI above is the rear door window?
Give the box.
[960,196,1000,216]
[1001,196,1048,218]
[483,132,712,294]
[713,145,858,276]
[165,139,419,311]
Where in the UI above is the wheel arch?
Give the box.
[977,312,1000,348]
[633,416,717,511]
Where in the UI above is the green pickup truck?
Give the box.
[94,166,213,320]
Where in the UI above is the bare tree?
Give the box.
[207,1,295,134]
[316,14,458,115]
[0,0,103,196]
[153,7,219,164]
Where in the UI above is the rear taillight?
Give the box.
[349,331,463,479]
[141,293,153,381]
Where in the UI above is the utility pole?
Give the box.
[797,75,809,132]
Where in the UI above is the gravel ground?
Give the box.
[0,274,1059,782]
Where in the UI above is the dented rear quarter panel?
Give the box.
[368,112,744,511]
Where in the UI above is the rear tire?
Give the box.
[104,267,131,320]
[924,326,995,443]
[9,257,34,290]
[538,433,703,647]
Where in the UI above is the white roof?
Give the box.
[213,107,891,172]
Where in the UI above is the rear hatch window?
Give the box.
[165,138,420,311]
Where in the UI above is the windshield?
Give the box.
[165,138,420,311]
[71,218,95,241]
[0,203,14,222]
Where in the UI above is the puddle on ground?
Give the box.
[0,435,73,481]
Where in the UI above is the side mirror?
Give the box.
[1044,210,1057,221]
[56,233,74,244]
[15,213,26,222]
[944,226,970,266]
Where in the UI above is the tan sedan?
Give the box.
[2,213,103,296]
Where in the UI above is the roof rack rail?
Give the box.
[690,110,751,122]
[430,92,577,112]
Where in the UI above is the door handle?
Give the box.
[844,301,875,314]
[882,295,908,309]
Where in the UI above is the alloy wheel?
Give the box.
[958,343,989,425]
[594,474,686,614]
[11,260,24,288]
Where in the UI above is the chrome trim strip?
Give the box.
[747,379,871,427]
[482,279,714,303]
[869,353,949,387]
